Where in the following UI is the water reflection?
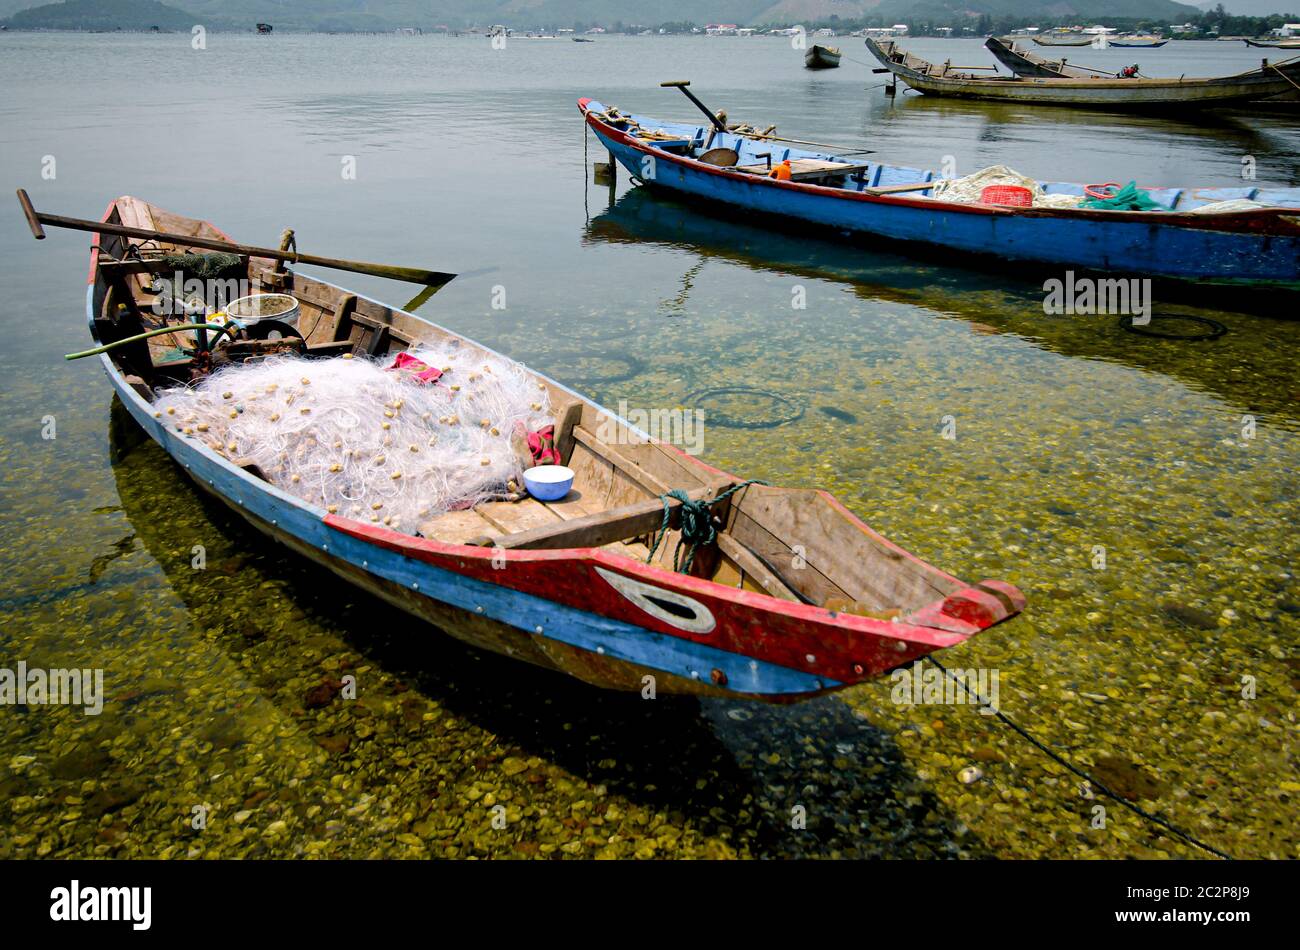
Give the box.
[585,188,1300,429]
[884,92,1282,153]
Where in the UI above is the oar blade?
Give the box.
[16,188,46,239]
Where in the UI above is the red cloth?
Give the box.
[387,352,442,384]
[527,425,561,466]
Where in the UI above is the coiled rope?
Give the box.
[645,480,765,573]
[925,654,1232,859]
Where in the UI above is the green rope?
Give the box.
[645,480,766,573]
[65,323,235,361]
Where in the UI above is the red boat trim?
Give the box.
[86,200,117,285]
[324,513,1024,685]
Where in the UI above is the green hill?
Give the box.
[1,0,216,30]
[1,0,1205,32]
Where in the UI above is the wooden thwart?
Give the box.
[735,158,873,181]
[861,181,937,197]
[466,486,715,550]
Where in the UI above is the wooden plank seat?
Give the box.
[464,486,716,550]
[734,158,874,181]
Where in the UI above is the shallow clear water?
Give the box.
[0,33,1297,859]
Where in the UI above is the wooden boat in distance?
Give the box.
[866,38,1300,109]
[1109,35,1167,48]
[580,93,1300,288]
[805,45,841,69]
[986,36,1113,79]
[67,195,1026,704]
[1032,35,1093,47]
[1244,37,1300,49]
[986,36,1300,108]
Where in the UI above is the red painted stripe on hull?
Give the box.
[325,515,1024,686]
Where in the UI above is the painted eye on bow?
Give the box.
[594,566,716,635]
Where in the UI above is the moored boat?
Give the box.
[867,37,1300,109]
[805,45,841,69]
[24,192,1026,704]
[986,36,1118,79]
[1109,35,1167,48]
[1244,37,1300,49]
[985,36,1300,109]
[579,91,1300,289]
[1032,34,1093,47]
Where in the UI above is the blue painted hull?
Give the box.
[584,104,1300,289]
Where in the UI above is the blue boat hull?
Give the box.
[584,103,1300,290]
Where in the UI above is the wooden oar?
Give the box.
[16,189,456,288]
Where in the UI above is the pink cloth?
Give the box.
[387,352,442,384]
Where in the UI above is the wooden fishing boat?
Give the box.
[580,93,1300,289]
[1244,38,1300,49]
[805,45,841,69]
[1032,35,1093,47]
[867,38,1300,109]
[34,193,1025,703]
[1109,35,1167,48]
[986,36,1114,78]
[985,36,1300,108]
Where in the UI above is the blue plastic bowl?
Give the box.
[523,465,574,501]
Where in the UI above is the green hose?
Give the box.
[65,323,236,361]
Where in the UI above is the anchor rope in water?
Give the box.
[924,654,1233,860]
[645,480,766,573]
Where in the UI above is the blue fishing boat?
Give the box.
[579,91,1300,290]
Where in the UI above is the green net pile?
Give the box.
[156,252,245,280]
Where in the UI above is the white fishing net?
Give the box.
[930,165,1043,202]
[927,165,1085,208]
[1188,198,1271,214]
[153,348,554,533]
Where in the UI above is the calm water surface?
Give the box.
[1,34,1297,859]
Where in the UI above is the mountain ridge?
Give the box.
[2,0,1237,32]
